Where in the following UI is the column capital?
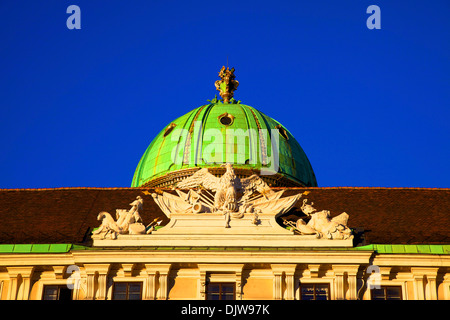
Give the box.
[411,267,439,277]
[52,266,66,279]
[307,264,321,278]
[83,264,111,275]
[121,264,134,277]
[144,264,172,275]
[270,264,297,275]
[6,266,35,278]
[332,264,360,275]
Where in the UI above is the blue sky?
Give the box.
[0,0,449,189]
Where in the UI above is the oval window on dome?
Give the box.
[276,125,289,140]
[218,112,235,126]
[163,123,177,137]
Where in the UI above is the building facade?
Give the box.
[0,67,449,300]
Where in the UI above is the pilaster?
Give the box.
[411,267,439,300]
[145,264,172,300]
[6,266,34,300]
[143,265,156,300]
[198,270,207,300]
[271,264,297,300]
[83,264,110,300]
[332,265,360,300]
[235,270,243,300]
[345,266,360,300]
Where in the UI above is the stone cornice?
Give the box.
[373,253,450,267]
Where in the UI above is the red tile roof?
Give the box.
[0,187,448,245]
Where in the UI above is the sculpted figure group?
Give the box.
[293,199,353,240]
[151,163,303,228]
[93,164,352,240]
[93,196,161,239]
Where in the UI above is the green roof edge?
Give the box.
[0,243,73,253]
[0,244,448,254]
[354,244,450,254]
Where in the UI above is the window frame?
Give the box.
[112,281,143,300]
[370,285,403,300]
[206,282,236,300]
[42,284,73,300]
[299,283,331,300]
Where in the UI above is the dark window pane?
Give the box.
[114,293,127,300]
[43,286,58,300]
[316,284,328,291]
[371,288,386,300]
[206,283,236,300]
[315,284,329,300]
[128,293,141,300]
[386,287,402,300]
[301,284,313,291]
[300,284,314,300]
[315,292,328,300]
[43,285,72,300]
[58,287,72,301]
[300,283,330,300]
[207,293,220,300]
[222,285,234,293]
[301,293,314,300]
[129,283,141,291]
[113,282,142,300]
[208,285,220,293]
[114,283,127,293]
[371,287,402,300]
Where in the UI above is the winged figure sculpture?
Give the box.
[151,163,303,223]
[176,163,274,212]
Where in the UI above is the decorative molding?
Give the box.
[94,165,353,248]
[197,264,244,300]
[140,167,306,189]
[308,264,321,278]
[52,266,66,279]
[121,264,134,277]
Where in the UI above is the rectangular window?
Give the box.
[371,286,402,300]
[300,283,330,300]
[206,282,236,300]
[112,282,142,300]
[42,285,72,300]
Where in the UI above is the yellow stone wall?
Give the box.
[169,277,198,300]
[0,251,449,300]
[242,278,273,300]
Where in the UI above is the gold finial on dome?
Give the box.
[215,66,239,103]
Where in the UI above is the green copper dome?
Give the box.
[131,102,317,188]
